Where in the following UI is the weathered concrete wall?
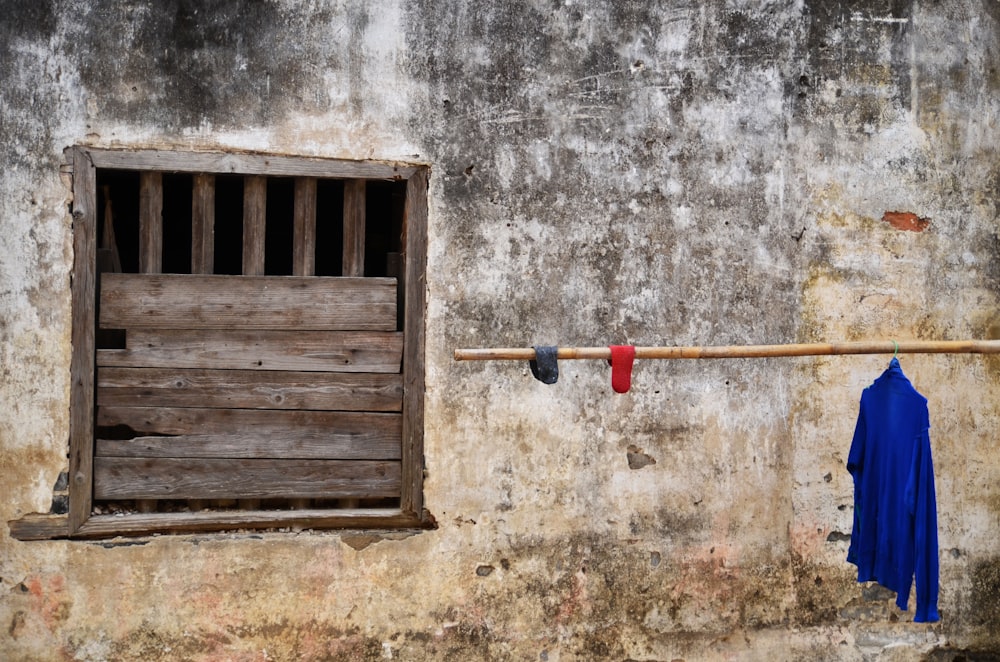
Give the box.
[2,1,999,659]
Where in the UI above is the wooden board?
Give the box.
[94,458,401,500]
[139,172,163,274]
[136,170,164,515]
[401,167,429,516]
[98,406,399,440]
[96,368,403,411]
[99,274,397,330]
[85,148,419,180]
[96,422,402,459]
[68,146,97,532]
[343,179,366,276]
[7,515,70,541]
[11,508,428,540]
[97,329,402,372]
[293,177,317,277]
[243,175,266,275]
[191,174,215,274]
[71,509,425,538]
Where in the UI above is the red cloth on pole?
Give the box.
[609,345,636,394]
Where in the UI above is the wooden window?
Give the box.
[11,148,430,539]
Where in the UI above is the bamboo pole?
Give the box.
[454,339,1000,362]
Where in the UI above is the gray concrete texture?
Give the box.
[2,1,1000,659]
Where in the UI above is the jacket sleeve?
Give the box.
[906,428,940,622]
[847,400,866,476]
[846,401,866,565]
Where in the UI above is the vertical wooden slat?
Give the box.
[242,174,266,508]
[243,176,266,276]
[139,172,163,274]
[290,153,315,523]
[138,170,164,514]
[191,174,215,274]
[69,147,97,533]
[190,171,215,530]
[292,179,316,512]
[291,177,316,510]
[293,177,317,277]
[342,179,366,276]
[400,168,428,518]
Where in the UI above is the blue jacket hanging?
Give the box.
[847,357,940,622]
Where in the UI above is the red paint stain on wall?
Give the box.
[882,211,930,232]
[23,575,71,632]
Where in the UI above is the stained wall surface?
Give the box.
[2,1,1000,660]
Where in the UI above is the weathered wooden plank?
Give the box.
[71,508,425,538]
[98,406,401,442]
[243,175,266,276]
[98,329,403,372]
[343,179,366,276]
[97,367,403,411]
[191,174,215,274]
[138,171,164,516]
[401,168,429,517]
[85,148,419,180]
[139,171,163,274]
[293,177,317,277]
[99,274,398,330]
[7,515,70,541]
[94,458,401,500]
[96,422,402,459]
[69,146,98,533]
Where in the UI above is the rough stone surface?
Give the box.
[3,1,1000,659]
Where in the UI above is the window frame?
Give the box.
[11,146,430,539]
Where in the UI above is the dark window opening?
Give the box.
[264,177,294,276]
[94,173,407,281]
[315,178,344,277]
[162,173,193,275]
[96,170,140,274]
[213,174,244,276]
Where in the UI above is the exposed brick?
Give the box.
[882,211,930,232]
